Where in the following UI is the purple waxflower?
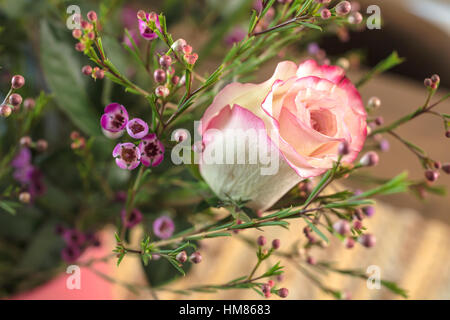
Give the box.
[100,103,129,135]
[28,168,46,198]
[62,229,86,246]
[12,165,34,185]
[153,216,175,239]
[138,12,161,40]
[113,142,141,170]
[121,208,143,229]
[126,118,149,139]
[225,27,246,46]
[11,148,31,168]
[138,134,164,167]
[61,245,82,263]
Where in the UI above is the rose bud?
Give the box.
[20,136,32,147]
[348,11,363,24]
[359,234,376,248]
[72,29,82,39]
[278,288,289,298]
[257,235,267,246]
[82,65,92,75]
[336,1,352,16]
[36,139,48,152]
[19,192,31,204]
[272,239,281,250]
[11,75,25,89]
[9,93,22,106]
[360,151,379,167]
[333,220,350,235]
[321,9,332,20]
[154,69,166,84]
[0,104,12,118]
[159,55,172,69]
[199,60,367,210]
[425,169,439,182]
[87,10,97,22]
[176,251,187,263]
[189,251,202,264]
[23,98,35,110]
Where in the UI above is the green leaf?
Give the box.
[166,257,185,276]
[356,51,405,88]
[303,218,329,243]
[40,20,100,136]
[350,172,409,200]
[381,280,408,299]
[0,200,19,215]
[297,21,323,31]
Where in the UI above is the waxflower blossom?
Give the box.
[126,118,149,139]
[61,245,82,263]
[139,134,165,167]
[153,216,175,239]
[225,27,246,46]
[62,229,86,246]
[113,142,141,170]
[100,103,129,138]
[121,208,143,229]
[138,12,161,40]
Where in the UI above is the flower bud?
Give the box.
[75,42,86,52]
[446,130,450,138]
[82,65,92,75]
[171,75,180,86]
[19,192,31,204]
[176,251,187,263]
[431,74,440,84]
[272,239,280,250]
[434,161,441,169]
[277,274,284,282]
[94,69,104,79]
[24,98,35,110]
[348,11,363,24]
[72,29,82,39]
[81,20,92,30]
[148,12,158,22]
[173,129,189,142]
[333,219,350,235]
[182,45,192,54]
[137,10,147,21]
[367,96,381,109]
[159,55,172,69]
[307,256,316,265]
[338,141,349,155]
[171,38,187,52]
[87,11,97,22]
[424,78,432,87]
[11,75,25,89]
[353,220,363,230]
[189,251,202,264]
[154,69,167,83]
[360,151,379,167]
[375,116,384,126]
[185,53,198,65]
[155,85,169,98]
[442,163,450,174]
[379,139,390,152]
[9,93,22,107]
[345,237,355,249]
[321,9,332,20]
[0,104,12,118]
[425,169,439,182]
[362,206,375,217]
[257,235,267,246]
[278,288,289,298]
[20,136,32,147]
[87,31,95,40]
[335,1,351,16]
[359,234,376,248]
[267,280,275,287]
[36,139,48,152]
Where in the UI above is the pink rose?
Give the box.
[199,60,367,210]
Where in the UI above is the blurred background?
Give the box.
[1,0,449,299]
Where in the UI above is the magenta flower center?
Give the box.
[130,122,145,134]
[121,147,137,163]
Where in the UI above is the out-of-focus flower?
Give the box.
[153,216,175,239]
[225,27,246,46]
[138,134,164,167]
[61,245,82,263]
[62,229,86,246]
[121,208,143,228]
[113,142,141,170]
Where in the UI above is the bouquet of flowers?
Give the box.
[0,0,448,300]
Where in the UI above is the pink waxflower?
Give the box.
[113,142,141,170]
[121,208,143,229]
[199,60,367,210]
[61,244,82,263]
[138,134,164,167]
[62,228,86,246]
[153,216,175,239]
[138,12,161,40]
[225,27,246,46]
[126,118,149,139]
[100,103,129,138]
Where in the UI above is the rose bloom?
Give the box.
[199,60,367,210]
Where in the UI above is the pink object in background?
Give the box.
[10,231,114,300]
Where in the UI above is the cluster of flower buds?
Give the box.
[424,161,450,183]
[72,11,98,53]
[424,74,440,90]
[153,53,179,98]
[1,74,27,118]
[81,65,104,80]
[56,225,101,263]
[261,280,289,299]
[18,135,48,152]
[298,179,314,198]
[257,235,281,250]
[171,38,199,66]
[174,250,202,264]
[70,131,86,150]
[100,103,164,170]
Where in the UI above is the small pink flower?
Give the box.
[225,27,246,46]
[62,229,86,246]
[61,245,82,263]
[153,216,175,239]
[121,208,143,229]
[113,142,141,170]
[126,118,149,139]
[138,12,161,40]
[138,134,164,167]
[100,103,129,133]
